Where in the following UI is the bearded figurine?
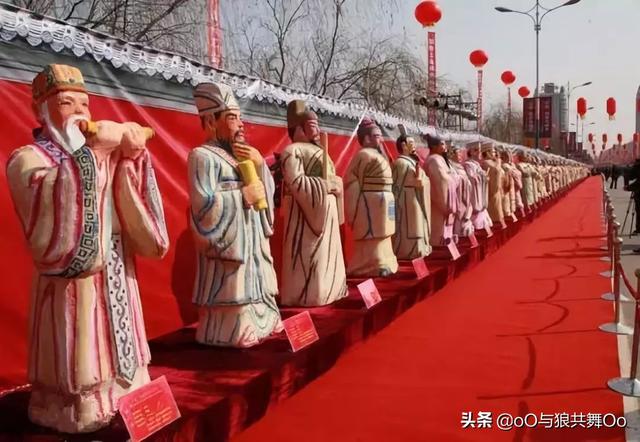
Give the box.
[481,142,506,229]
[464,141,492,231]
[423,134,458,246]
[344,117,398,277]
[516,151,535,213]
[530,156,541,204]
[392,134,432,259]
[495,147,516,223]
[188,83,282,347]
[279,100,347,306]
[500,149,520,222]
[448,145,474,238]
[543,160,553,196]
[535,157,548,200]
[6,65,169,433]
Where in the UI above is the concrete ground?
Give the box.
[605,179,640,442]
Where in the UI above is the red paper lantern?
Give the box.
[501,70,516,86]
[602,133,608,143]
[469,50,488,69]
[577,97,587,119]
[517,86,530,98]
[415,1,442,27]
[607,97,616,120]
[588,133,593,143]
[618,133,623,144]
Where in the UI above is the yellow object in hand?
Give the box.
[79,120,155,140]
[238,160,268,210]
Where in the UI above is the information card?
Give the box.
[119,376,180,442]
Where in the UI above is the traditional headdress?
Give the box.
[32,64,86,104]
[425,133,443,149]
[193,82,240,116]
[481,142,494,153]
[287,100,318,128]
[357,117,379,143]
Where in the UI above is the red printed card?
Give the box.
[448,242,461,261]
[357,278,382,309]
[118,376,180,442]
[412,257,430,279]
[469,233,479,248]
[283,311,320,352]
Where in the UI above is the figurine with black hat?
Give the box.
[278,99,348,306]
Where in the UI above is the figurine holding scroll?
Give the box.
[188,82,282,348]
[392,132,432,259]
[279,100,347,306]
[6,64,169,433]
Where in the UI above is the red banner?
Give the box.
[523,97,536,137]
[207,0,222,68]
[427,31,436,126]
[568,131,576,152]
[539,96,552,138]
[477,69,483,132]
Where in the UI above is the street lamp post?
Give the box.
[567,81,592,152]
[580,110,594,146]
[495,0,582,150]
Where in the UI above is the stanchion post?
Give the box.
[600,237,633,332]
[607,268,640,396]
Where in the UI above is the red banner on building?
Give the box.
[477,69,483,132]
[568,131,576,152]
[427,31,436,127]
[523,97,536,137]
[539,96,552,138]
[207,0,222,68]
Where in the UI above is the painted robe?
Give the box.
[517,162,535,209]
[392,154,432,259]
[508,162,525,216]
[536,165,548,199]
[483,159,506,226]
[425,154,458,246]
[280,142,347,306]
[451,161,474,238]
[501,162,518,221]
[344,147,398,277]
[188,142,282,348]
[464,159,492,230]
[6,136,169,433]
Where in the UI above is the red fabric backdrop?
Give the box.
[0,79,401,387]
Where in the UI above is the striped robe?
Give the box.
[464,159,493,231]
[188,143,282,348]
[279,142,347,306]
[6,136,168,433]
[425,154,458,246]
[450,161,474,238]
[344,147,398,277]
[392,154,432,259]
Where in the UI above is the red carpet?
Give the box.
[233,178,625,442]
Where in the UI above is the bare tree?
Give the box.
[481,102,523,144]
[9,0,207,61]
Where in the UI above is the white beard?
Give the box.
[40,103,87,154]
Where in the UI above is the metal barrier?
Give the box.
[607,268,640,396]
[599,236,634,335]
[602,187,640,396]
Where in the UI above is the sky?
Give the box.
[399,0,640,145]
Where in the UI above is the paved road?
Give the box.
[605,179,640,442]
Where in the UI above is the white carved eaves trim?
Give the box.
[0,4,582,163]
